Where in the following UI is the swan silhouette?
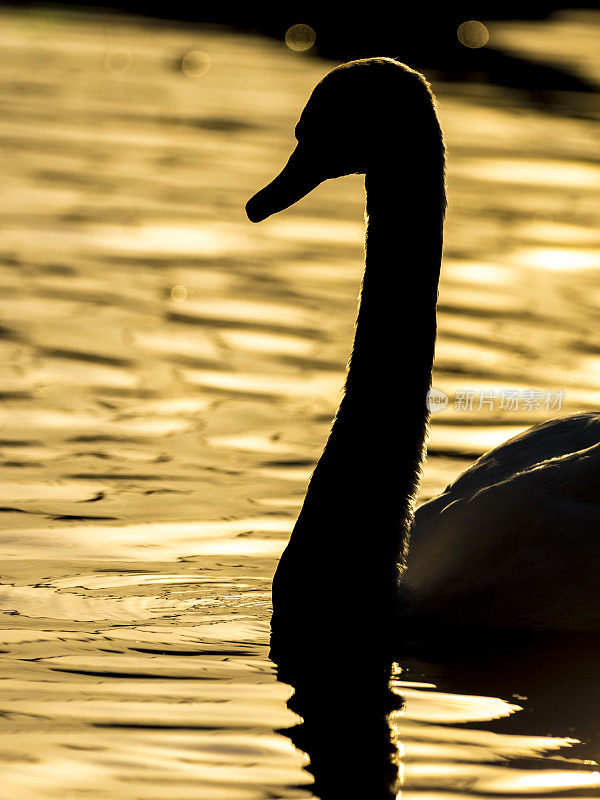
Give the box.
[272,633,600,800]
[276,652,403,799]
[246,57,600,635]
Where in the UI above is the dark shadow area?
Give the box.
[272,631,600,798]
[404,631,600,764]
[15,1,599,92]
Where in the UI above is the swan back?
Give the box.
[406,412,600,631]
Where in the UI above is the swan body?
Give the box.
[246,57,600,635]
[406,411,600,631]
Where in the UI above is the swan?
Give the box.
[246,57,600,635]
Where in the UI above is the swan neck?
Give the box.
[274,153,445,619]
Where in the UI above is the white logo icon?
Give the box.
[426,387,449,414]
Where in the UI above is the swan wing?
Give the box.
[406,412,600,630]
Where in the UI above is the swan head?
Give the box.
[246,57,442,223]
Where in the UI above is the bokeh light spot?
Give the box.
[104,47,133,75]
[181,50,211,77]
[457,20,489,49]
[285,24,316,52]
[170,285,188,302]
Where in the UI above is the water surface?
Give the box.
[1,7,600,798]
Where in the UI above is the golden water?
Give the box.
[1,7,600,798]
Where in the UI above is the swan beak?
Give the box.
[246,144,322,223]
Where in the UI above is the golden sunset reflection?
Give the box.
[0,4,599,799]
[285,24,317,52]
[457,20,490,49]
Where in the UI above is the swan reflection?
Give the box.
[273,639,404,799]
[273,634,600,799]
